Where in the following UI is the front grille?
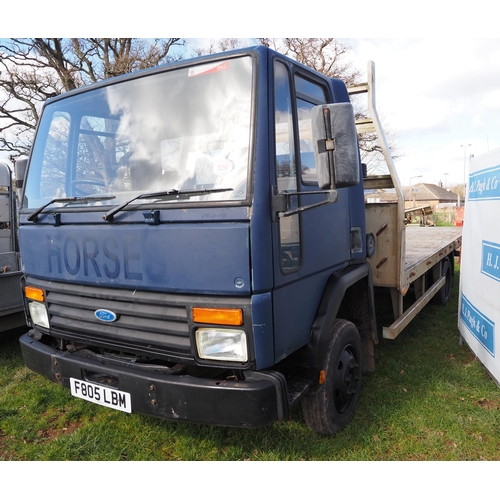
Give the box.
[27,277,192,359]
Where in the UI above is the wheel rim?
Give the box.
[333,345,361,414]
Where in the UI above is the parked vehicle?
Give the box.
[0,162,25,332]
[17,47,461,434]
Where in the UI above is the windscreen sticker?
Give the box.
[212,158,234,176]
[188,61,230,77]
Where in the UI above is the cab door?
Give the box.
[271,59,351,362]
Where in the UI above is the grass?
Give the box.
[1,264,499,461]
[433,211,456,226]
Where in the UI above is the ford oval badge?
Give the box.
[94,309,118,322]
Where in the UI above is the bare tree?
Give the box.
[189,38,248,57]
[259,38,360,85]
[0,38,185,159]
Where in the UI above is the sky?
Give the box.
[2,33,499,191]
[344,38,500,188]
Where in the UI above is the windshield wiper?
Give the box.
[27,195,116,222]
[103,188,233,222]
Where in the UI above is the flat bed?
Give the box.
[405,225,462,279]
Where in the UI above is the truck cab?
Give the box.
[18,46,376,434]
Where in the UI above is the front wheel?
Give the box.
[302,319,363,435]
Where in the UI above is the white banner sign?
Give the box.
[458,147,500,385]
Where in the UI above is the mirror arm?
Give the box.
[272,186,338,222]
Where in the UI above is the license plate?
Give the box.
[70,378,132,413]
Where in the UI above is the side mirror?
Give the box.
[14,158,28,205]
[15,158,28,190]
[312,103,360,189]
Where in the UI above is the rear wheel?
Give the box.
[302,319,362,435]
[434,258,452,306]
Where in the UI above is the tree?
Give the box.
[189,38,246,57]
[0,38,185,159]
[259,38,360,85]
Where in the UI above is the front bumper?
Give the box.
[19,331,289,428]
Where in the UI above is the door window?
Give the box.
[274,61,300,271]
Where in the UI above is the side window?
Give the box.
[295,75,328,185]
[274,61,301,272]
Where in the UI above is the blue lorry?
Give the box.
[17,47,461,434]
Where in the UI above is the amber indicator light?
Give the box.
[192,307,243,326]
[25,286,45,302]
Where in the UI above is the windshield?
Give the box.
[23,56,253,210]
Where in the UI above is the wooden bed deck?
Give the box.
[405,226,462,273]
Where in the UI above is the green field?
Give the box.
[1,266,499,461]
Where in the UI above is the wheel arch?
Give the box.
[301,263,378,379]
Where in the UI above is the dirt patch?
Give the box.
[474,398,500,410]
[36,419,82,441]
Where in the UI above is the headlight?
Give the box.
[196,328,248,362]
[28,301,50,329]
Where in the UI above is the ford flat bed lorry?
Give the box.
[17,47,461,434]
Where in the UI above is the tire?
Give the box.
[434,258,452,306]
[302,319,363,435]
